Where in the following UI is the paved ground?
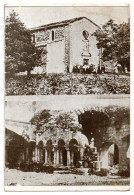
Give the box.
[4,168,130,186]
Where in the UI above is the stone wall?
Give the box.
[32,26,65,47]
[32,26,66,74]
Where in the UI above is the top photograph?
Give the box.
[5,6,130,95]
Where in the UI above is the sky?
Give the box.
[4,6,130,29]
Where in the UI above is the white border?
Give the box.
[5,185,130,192]
[1,0,134,193]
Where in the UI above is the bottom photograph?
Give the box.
[5,96,130,189]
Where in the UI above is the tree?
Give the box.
[30,110,82,134]
[30,110,52,131]
[92,19,130,71]
[5,10,43,76]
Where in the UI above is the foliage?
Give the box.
[30,110,52,130]
[93,19,130,71]
[5,73,130,95]
[30,110,82,133]
[5,10,43,76]
[79,106,130,143]
[82,146,98,168]
[55,112,82,131]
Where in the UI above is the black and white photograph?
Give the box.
[5,96,130,187]
[4,5,130,191]
[5,6,130,95]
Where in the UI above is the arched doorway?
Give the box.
[100,143,119,169]
[58,139,67,166]
[29,141,36,163]
[46,140,53,164]
[108,144,119,166]
[69,139,80,166]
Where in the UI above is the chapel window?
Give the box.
[52,30,55,41]
[32,34,35,43]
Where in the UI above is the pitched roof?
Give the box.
[30,16,100,32]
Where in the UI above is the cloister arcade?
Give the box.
[29,130,89,167]
[5,105,130,172]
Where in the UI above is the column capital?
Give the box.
[65,147,70,151]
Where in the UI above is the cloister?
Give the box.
[5,100,130,172]
[23,130,96,167]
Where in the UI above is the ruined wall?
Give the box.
[5,128,28,166]
[100,123,130,172]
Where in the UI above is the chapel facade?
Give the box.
[30,17,102,74]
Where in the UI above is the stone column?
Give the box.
[54,148,57,165]
[35,147,37,162]
[67,149,71,166]
[80,147,84,161]
[41,148,43,163]
[45,149,48,164]
[32,147,35,162]
[71,151,74,166]
[56,149,59,165]
[37,147,40,162]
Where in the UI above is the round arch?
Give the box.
[58,139,67,166]
[100,142,119,169]
[29,141,36,163]
[69,139,80,166]
[38,141,44,163]
[46,140,53,164]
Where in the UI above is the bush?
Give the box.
[5,73,130,95]
[119,170,130,177]
[119,165,130,177]
[42,165,54,173]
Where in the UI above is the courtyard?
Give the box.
[5,168,130,186]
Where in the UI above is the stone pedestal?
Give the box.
[93,161,102,171]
